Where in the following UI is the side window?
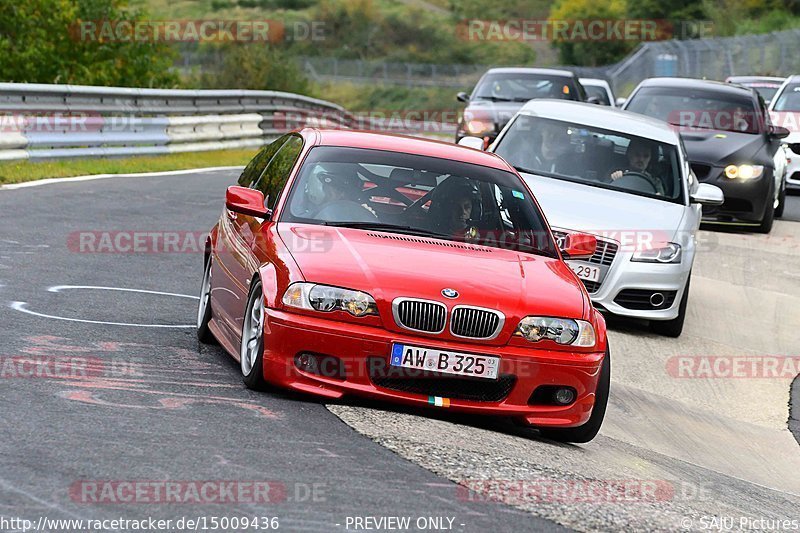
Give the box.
[237,135,289,187]
[252,134,304,209]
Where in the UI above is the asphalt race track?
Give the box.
[1,169,799,532]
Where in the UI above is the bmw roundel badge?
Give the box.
[441,288,459,299]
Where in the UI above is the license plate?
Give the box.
[568,261,601,282]
[390,344,499,380]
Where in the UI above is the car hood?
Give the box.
[520,172,686,242]
[465,100,526,131]
[278,223,586,340]
[678,129,764,165]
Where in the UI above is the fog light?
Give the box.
[295,353,317,372]
[649,292,665,307]
[553,388,576,405]
[294,353,345,380]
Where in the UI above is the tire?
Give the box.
[775,182,786,219]
[240,279,268,390]
[650,274,690,338]
[538,347,610,444]
[196,257,217,344]
[757,181,775,234]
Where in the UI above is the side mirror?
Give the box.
[769,125,790,139]
[586,95,602,105]
[560,232,597,260]
[456,92,470,103]
[457,136,486,150]
[226,186,271,218]
[615,97,627,107]
[690,183,724,206]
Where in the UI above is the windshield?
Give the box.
[626,87,761,134]
[472,72,579,102]
[494,115,684,202]
[747,85,779,103]
[584,84,610,105]
[281,146,558,257]
[772,84,800,111]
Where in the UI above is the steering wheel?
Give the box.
[613,171,658,194]
[357,181,415,207]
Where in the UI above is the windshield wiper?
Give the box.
[512,165,563,179]
[473,95,515,102]
[320,221,451,239]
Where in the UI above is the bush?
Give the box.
[192,45,312,94]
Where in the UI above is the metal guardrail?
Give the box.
[0,83,355,161]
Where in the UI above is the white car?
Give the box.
[461,100,724,336]
[580,78,616,107]
[769,75,800,192]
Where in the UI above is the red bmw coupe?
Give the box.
[198,129,610,443]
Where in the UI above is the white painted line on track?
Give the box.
[10,285,199,328]
[10,302,195,328]
[47,285,199,299]
[0,166,245,190]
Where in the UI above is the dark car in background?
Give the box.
[725,76,785,105]
[623,78,789,233]
[455,68,588,145]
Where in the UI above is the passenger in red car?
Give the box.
[428,179,479,234]
[309,170,377,222]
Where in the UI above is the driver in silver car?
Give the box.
[608,138,665,196]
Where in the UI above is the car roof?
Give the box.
[579,78,610,88]
[726,76,785,84]
[306,129,511,171]
[782,75,800,83]
[636,77,756,98]
[484,67,576,78]
[517,100,680,145]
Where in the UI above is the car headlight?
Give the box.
[631,242,682,263]
[282,283,378,317]
[514,316,596,347]
[724,164,763,179]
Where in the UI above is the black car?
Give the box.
[455,68,589,145]
[623,78,789,233]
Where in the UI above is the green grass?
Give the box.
[320,82,463,113]
[0,149,256,185]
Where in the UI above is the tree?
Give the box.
[549,0,633,66]
[0,0,177,86]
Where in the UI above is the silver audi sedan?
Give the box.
[462,100,724,337]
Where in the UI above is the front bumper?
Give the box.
[261,309,605,428]
[584,256,691,321]
[785,146,800,190]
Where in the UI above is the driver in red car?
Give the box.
[608,138,665,196]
